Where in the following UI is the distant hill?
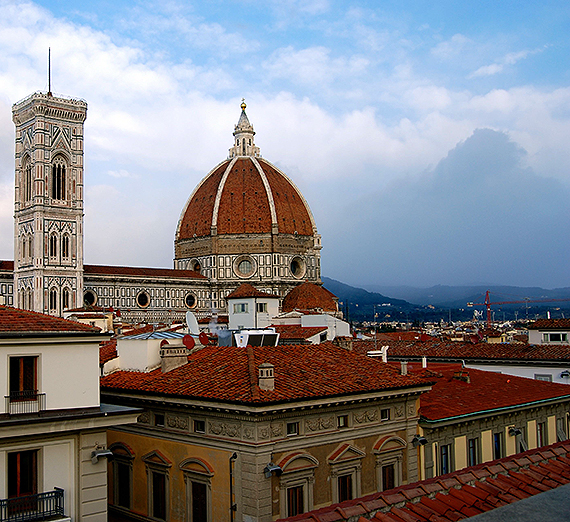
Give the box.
[362,284,570,308]
[321,278,570,323]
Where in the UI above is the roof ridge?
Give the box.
[247,346,260,400]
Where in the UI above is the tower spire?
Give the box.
[228,99,260,158]
[48,48,52,96]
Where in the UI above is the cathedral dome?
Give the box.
[175,101,316,241]
[176,156,315,240]
[174,101,321,298]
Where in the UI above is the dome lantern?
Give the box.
[229,99,261,158]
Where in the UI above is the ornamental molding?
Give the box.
[306,416,334,432]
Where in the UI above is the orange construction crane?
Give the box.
[467,290,570,328]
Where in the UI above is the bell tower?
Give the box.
[12,92,87,315]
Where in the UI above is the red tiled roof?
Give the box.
[100,339,118,364]
[101,342,432,405]
[529,318,570,330]
[352,338,570,362]
[271,324,327,340]
[277,440,570,522]
[120,324,154,337]
[84,264,206,279]
[412,363,570,421]
[0,260,14,271]
[0,306,102,334]
[374,331,436,342]
[226,283,278,299]
[282,282,338,313]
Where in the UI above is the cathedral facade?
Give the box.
[0,91,321,323]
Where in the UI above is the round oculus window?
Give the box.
[237,258,254,277]
[136,291,150,308]
[192,261,201,273]
[84,290,97,306]
[185,293,196,308]
[290,257,306,278]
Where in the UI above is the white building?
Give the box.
[0,306,139,522]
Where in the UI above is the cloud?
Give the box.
[107,169,138,179]
[469,48,544,78]
[431,34,472,60]
[326,129,570,288]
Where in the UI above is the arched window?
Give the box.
[21,237,26,262]
[51,157,66,200]
[62,288,70,310]
[26,289,32,311]
[23,159,32,203]
[49,234,57,258]
[28,237,33,260]
[61,235,70,260]
[49,288,57,312]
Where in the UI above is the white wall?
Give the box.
[116,338,162,372]
[466,362,570,385]
[301,314,350,340]
[0,338,100,413]
[0,437,76,520]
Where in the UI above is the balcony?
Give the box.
[4,392,46,415]
[0,488,64,522]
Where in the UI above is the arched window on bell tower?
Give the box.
[22,157,32,203]
[49,233,58,259]
[62,234,70,261]
[49,288,58,312]
[62,288,70,311]
[51,156,67,201]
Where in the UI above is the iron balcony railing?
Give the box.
[4,391,46,415]
[0,488,64,522]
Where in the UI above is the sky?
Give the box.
[0,0,569,289]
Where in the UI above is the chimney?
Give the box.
[422,356,427,368]
[381,345,389,363]
[160,340,190,373]
[400,361,408,376]
[258,362,275,391]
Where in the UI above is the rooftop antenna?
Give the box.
[47,47,52,96]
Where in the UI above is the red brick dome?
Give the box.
[176,156,315,240]
[282,282,338,313]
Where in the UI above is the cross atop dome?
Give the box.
[229,99,261,158]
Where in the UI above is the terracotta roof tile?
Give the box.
[226,283,278,299]
[529,318,570,330]
[282,282,338,313]
[84,264,205,279]
[0,306,102,334]
[354,338,570,362]
[271,324,327,340]
[277,441,570,522]
[101,341,431,405]
[100,339,118,364]
[412,363,570,421]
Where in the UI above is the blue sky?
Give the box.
[0,0,568,288]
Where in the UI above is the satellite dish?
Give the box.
[186,311,200,335]
[183,335,195,350]
[199,332,209,346]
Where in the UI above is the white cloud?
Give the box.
[469,47,544,78]
[107,169,138,179]
[431,34,471,59]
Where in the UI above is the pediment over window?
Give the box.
[374,435,407,453]
[328,443,366,464]
[142,449,172,468]
[179,457,214,477]
[278,452,319,473]
[109,442,135,459]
